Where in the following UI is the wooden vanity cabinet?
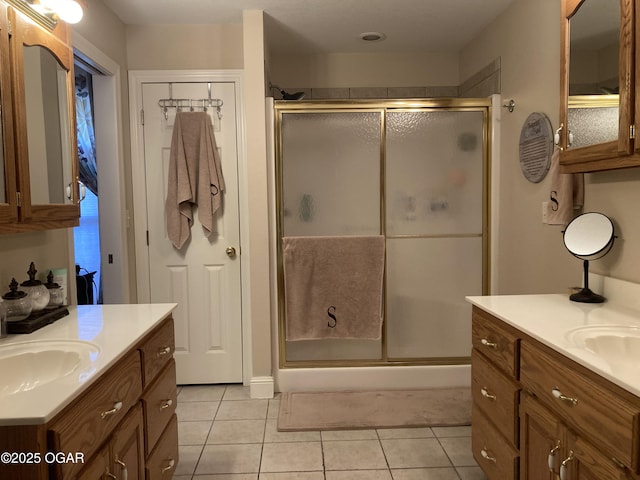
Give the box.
[471,306,640,480]
[140,318,179,478]
[0,315,178,480]
[0,0,79,233]
[470,307,521,478]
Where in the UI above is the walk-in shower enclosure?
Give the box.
[275,99,491,368]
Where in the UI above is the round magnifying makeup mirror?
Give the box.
[563,212,615,303]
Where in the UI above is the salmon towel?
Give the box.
[547,148,584,225]
[283,236,385,341]
[166,112,225,249]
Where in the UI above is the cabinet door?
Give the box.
[111,403,145,480]
[8,7,79,227]
[565,431,640,480]
[520,393,564,480]
[76,444,110,480]
[559,0,639,172]
[0,3,17,225]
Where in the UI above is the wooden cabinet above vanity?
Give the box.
[559,0,640,173]
[0,0,79,233]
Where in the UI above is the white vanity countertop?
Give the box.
[0,303,176,426]
[467,292,640,397]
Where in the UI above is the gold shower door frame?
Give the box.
[274,98,492,369]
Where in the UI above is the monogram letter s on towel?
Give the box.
[327,305,337,328]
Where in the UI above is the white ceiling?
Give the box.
[101,0,516,54]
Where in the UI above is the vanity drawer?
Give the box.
[146,414,179,480]
[472,349,520,447]
[520,340,640,470]
[142,358,177,456]
[472,306,519,379]
[48,349,143,478]
[140,316,175,387]
[472,404,519,480]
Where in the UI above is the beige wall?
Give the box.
[463,0,640,290]
[125,24,243,70]
[270,52,459,88]
[460,0,581,294]
[242,10,273,382]
[72,0,134,301]
[0,231,70,294]
[73,0,127,67]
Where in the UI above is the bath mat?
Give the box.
[277,388,471,431]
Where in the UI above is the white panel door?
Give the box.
[141,82,242,384]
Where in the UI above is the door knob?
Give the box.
[226,246,237,257]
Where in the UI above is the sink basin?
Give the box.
[0,340,100,398]
[566,325,640,376]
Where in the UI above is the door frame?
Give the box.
[70,32,130,304]
[128,69,252,385]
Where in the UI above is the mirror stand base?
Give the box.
[570,288,606,303]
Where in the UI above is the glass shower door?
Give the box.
[279,110,383,361]
[385,109,485,360]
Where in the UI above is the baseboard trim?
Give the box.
[250,376,275,399]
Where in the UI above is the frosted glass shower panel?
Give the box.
[386,111,484,236]
[281,112,381,236]
[386,237,482,359]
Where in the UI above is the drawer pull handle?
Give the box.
[160,399,174,410]
[101,401,123,419]
[161,459,175,474]
[559,451,574,480]
[157,346,172,358]
[480,387,496,401]
[115,458,128,480]
[480,447,497,463]
[548,441,561,471]
[480,338,498,349]
[552,388,578,406]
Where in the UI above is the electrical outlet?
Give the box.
[542,201,549,223]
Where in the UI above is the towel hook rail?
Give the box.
[157,82,224,120]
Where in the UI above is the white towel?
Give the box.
[282,236,385,341]
[165,112,225,249]
[547,148,584,225]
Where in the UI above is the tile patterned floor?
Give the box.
[173,385,487,480]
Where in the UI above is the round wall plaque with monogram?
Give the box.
[519,112,553,183]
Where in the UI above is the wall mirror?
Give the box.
[567,0,620,149]
[23,44,74,205]
[563,212,615,303]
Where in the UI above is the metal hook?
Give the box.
[502,99,515,113]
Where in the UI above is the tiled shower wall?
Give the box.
[278,58,501,100]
